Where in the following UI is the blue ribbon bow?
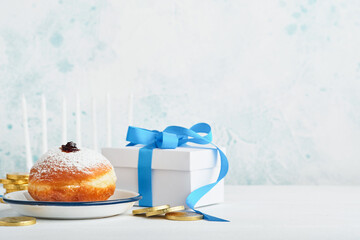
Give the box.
[126,123,229,222]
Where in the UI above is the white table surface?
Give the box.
[0,185,360,240]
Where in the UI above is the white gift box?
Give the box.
[102,145,224,208]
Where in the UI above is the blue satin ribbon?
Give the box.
[126,123,229,222]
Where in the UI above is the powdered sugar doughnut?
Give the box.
[28,142,117,202]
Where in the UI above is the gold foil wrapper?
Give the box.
[132,205,170,215]
[6,173,29,180]
[3,184,28,190]
[0,179,13,184]
[0,217,36,226]
[165,211,203,221]
[146,205,185,217]
[0,179,28,184]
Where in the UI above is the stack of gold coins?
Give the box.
[0,173,29,195]
[132,205,203,221]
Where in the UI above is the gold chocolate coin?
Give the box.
[146,205,185,217]
[1,179,28,184]
[11,179,29,184]
[3,184,28,190]
[0,179,13,184]
[165,211,203,221]
[0,198,4,204]
[0,217,36,226]
[132,205,170,215]
[6,173,29,180]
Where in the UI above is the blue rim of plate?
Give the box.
[2,190,142,206]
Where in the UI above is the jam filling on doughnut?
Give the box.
[61,141,80,153]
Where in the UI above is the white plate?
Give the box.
[1,189,141,219]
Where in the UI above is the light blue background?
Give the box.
[1,0,359,185]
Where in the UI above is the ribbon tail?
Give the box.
[196,210,229,222]
[186,146,229,222]
[186,183,229,222]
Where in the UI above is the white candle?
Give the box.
[106,93,112,147]
[62,96,67,143]
[22,95,32,171]
[41,95,48,154]
[92,98,98,151]
[76,93,82,147]
[128,93,134,126]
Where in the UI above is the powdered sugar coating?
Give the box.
[30,147,113,181]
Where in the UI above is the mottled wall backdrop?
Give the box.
[1,0,359,185]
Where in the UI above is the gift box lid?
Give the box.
[102,145,221,171]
